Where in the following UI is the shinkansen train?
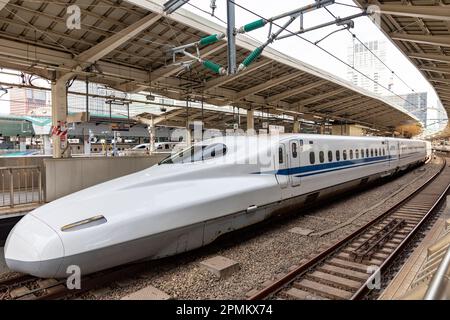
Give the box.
[4,135,431,278]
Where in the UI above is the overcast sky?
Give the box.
[0,0,442,117]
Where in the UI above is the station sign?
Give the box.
[111,123,130,132]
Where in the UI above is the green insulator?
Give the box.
[199,34,221,46]
[242,47,263,68]
[243,19,266,33]
[203,60,225,74]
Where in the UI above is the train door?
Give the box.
[384,140,390,169]
[288,139,301,187]
[276,144,288,188]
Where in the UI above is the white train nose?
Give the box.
[4,214,64,278]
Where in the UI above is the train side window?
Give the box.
[328,150,333,162]
[355,149,359,159]
[366,149,369,157]
[299,140,304,146]
[343,150,347,160]
[279,147,284,164]
[350,150,353,160]
[310,152,315,164]
[292,143,298,158]
[383,149,386,156]
[370,149,374,157]
[379,148,381,156]
[336,150,340,161]
[360,149,364,158]
[376,149,378,156]
[319,151,324,163]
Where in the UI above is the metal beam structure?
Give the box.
[355,0,450,137]
[266,80,329,103]
[390,33,450,48]
[376,4,450,21]
[0,0,419,136]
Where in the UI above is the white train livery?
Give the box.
[4,134,430,278]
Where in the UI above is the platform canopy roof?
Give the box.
[354,0,450,137]
[0,0,421,133]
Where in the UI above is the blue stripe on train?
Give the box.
[256,152,423,177]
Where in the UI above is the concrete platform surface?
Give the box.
[121,285,171,300]
[379,215,448,300]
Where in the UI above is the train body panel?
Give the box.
[4,134,428,278]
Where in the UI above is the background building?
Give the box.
[9,87,48,116]
[386,92,428,126]
[347,40,393,96]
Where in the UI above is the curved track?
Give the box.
[248,157,450,300]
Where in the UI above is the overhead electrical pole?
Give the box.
[226,0,237,75]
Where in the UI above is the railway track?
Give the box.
[0,261,149,300]
[248,157,450,300]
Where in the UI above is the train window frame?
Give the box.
[343,150,347,160]
[292,143,298,159]
[159,143,228,165]
[319,151,325,163]
[310,151,316,164]
[336,150,340,161]
[279,147,284,164]
[328,150,333,162]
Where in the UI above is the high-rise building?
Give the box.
[347,40,393,95]
[386,92,428,125]
[9,87,48,116]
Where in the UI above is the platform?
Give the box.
[379,205,450,300]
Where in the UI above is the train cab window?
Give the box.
[328,151,333,162]
[336,150,340,161]
[159,143,227,164]
[292,143,298,158]
[279,147,284,164]
[319,151,325,163]
[350,150,353,160]
[343,150,347,160]
[310,152,316,164]
[355,149,359,159]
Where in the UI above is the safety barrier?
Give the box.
[0,166,43,208]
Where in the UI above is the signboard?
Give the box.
[269,125,285,133]
[111,123,130,132]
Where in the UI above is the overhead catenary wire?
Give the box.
[326,3,432,118]
[226,0,431,119]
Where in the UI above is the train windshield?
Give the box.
[159,143,227,165]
